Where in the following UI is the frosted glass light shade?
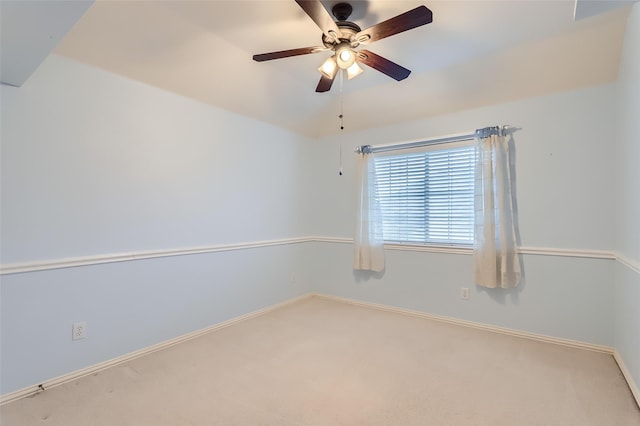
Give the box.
[346,62,363,80]
[318,56,338,79]
[336,44,356,69]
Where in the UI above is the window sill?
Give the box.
[383,242,474,255]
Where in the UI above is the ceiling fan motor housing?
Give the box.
[322,23,361,48]
[320,2,362,47]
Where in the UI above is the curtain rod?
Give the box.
[355,126,509,154]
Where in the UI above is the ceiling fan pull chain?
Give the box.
[339,69,345,131]
[338,70,344,176]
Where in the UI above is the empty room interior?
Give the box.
[1,0,639,424]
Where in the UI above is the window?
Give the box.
[373,142,476,246]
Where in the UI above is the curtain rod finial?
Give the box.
[355,145,372,154]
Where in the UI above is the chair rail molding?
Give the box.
[1,236,636,275]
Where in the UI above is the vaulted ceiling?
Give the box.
[2,1,634,138]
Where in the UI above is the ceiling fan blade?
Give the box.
[315,73,335,92]
[356,6,433,44]
[253,46,325,62]
[295,0,342,39]
[357,50,411,81]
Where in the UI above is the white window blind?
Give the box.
[373,143,476,245]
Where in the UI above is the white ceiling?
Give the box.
[2,0,635,138]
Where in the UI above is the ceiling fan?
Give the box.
[253,1,433,92]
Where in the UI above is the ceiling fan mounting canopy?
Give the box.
[252,0,433,92]
[332,3,353,21]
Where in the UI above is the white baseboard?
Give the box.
[0,294,312,406]
[614,350,640,408]
[313,294,640,405]
[4,292,635,409]
[311,293,614,354]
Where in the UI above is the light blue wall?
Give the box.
[0,55,315,394]
[614,1,640,393]
[309,243,614,346]
[309,83,619,347]
[0,55,314,264]
[310,84,617,252]
[614,263,640,390]
[0,244,313,395]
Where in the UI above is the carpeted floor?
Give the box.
[2,296,639,425]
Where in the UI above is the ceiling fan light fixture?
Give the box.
[335,43,356,69]
[346,62,363,80]
[318,56,338,79]
[339,48,352,62]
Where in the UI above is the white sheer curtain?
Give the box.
[353,151,385,272]
[474,130,521,288]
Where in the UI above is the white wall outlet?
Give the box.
[72,322,87,340]
[460,287,470,300]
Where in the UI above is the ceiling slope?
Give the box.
[3,1,634,137]
[1,0,94,87]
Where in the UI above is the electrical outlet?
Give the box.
[72,322,87,340]
[460,288,470,300]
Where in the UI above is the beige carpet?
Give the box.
[2,296,639,425]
